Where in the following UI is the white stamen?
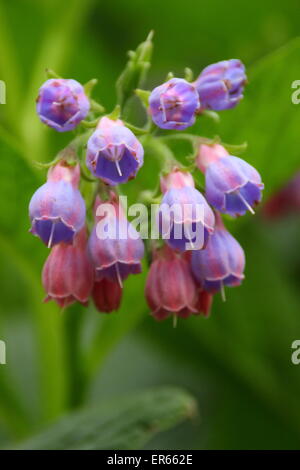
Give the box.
[220,280,226,302]
[115,264,123,288]
[48,222,55,248]
[115,160,122,177]
[186,227,195,249]
[236,191,255,214]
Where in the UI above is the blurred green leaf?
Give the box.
[0,3,22,130]
[217,37,300,197]
[1,0,300,450]
[14,387,197,450]
[0,137,67,423]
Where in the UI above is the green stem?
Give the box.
[158,133,204,143]
[80,164,97,182]
[81,119,100,128]
[140,135,179,172]
[123,122,148,135]
[64,305,87,409]
[0,3,22,133]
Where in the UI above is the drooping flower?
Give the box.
[145,245,199,321]
[36,78,90,132]
[149,78,200,130]
[195,289,214,317]
[88,194,144,285]
[191,213,245,293]
[158,169,215,251]
[86,117,144,186]
[194,59,247,111]
[29,161,86,247]
[42,227,94,308]
[205,154,264,217]
[92,278,122,313]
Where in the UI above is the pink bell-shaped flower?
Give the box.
[42,227,94,308]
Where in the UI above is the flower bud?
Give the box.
[149,78,200,130]
[86,117,144,186]
[194,59,247,111]
[191,214,245,293]
[92,278,122,313]
[88,195,144,285]
[205,155,264,217]
[145,245,198,320]
[158,170,215,251]
[36,79,90,132]
[196,143,229,173]
[160,168,195,193]
[29,162,86,247]
[42,227,94,308]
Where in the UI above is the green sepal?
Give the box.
[84,78,98,97]
[107,104,121,121]
[222,141,248,155]
[201,109,221,123]
[135,88,150,108]
[80,118,100,128]
[90,99,105,114]
[184,67,194,82]
[165,71,174,81]
[45,68,61,79]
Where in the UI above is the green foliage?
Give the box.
[0,0,300,450]
[14,388,197,450]
[217,38,300,197]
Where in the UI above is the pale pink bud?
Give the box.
[196,143,229,173]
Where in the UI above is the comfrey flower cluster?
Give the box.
[28,33,264,322]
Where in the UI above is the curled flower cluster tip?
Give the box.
[29,34,264,322]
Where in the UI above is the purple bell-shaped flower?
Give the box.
[88,194,144,286]
[205,154,264,217]
[86,117,144,186]
[29,161,86,247]
[36,78,90,132]
[149,78,200,130]
[158,169,215,252]
[191,213,245,294]
[194,59,247,111]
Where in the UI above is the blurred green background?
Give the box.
[1,0,300,450]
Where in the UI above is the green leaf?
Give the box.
[116,31,154,109]
[14,387,197,450]
[0,138,67,424]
